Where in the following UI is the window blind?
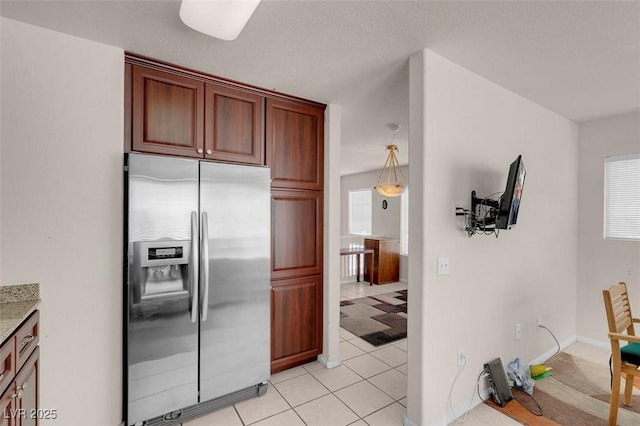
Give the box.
[348,189,372,236]
[604,154,640,240]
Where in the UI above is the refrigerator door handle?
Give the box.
[190,211,199,323]
[200,211,210,322]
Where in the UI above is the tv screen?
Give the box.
[496,155,526,230]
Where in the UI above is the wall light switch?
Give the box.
[437,257,449,276]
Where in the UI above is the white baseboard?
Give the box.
[317,354,341,369]
[403,414,419,426]
[529,335,576,365]
[439,386,492,426]
[576,335,610,350]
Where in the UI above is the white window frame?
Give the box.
[348,188,372,236]
[604,153,640,240]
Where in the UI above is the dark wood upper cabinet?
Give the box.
[205,84,264,165]
[132,65,204,158]
[267,98,324,190]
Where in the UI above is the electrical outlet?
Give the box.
[537,316,543,330]
[457,349,466,368]
[515,323,522,340]
[437,257,450,276]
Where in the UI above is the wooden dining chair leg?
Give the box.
[610,370,621,426]
[624,372,634,406]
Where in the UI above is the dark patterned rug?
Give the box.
[340,290,407,346]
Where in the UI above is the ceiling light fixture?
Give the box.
[179,0,261,41]
[373,124,408,198]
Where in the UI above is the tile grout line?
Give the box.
[359,400,401,424]
[242,380,299,426]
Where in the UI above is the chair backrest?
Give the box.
[603,282,635,336]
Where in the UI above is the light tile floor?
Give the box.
[185,280,571,425]
[339,281,409,302]
[182,325,408,426]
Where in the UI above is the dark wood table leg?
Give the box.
[356,254,360,282]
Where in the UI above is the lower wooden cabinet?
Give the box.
[271,275,322,373]
[0,312,40,426]
[270,189,324,373]
[11,348,39,426]
[0,348,39,426]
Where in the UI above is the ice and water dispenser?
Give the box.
[132,240,191,305]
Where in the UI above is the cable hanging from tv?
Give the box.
[456,155,526,238]
[456,191,502,237]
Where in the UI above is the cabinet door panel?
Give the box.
[15,312,38,373]
[271,190,323,279]
[271,275,322,373]
[14,347,38,426]
[132,66,204,158]
[0,382,15,426]
[205,84,264,165]
[267,99,324,189]
[0,339,15,398]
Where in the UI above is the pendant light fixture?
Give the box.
[373,124,408,198]
[179,0,261,41]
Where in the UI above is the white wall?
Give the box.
[321,103,342,368]
[340,167,407,238]
[577,111,640,345]
[1,18,123,426]
[407,49,579,425]
[0,16,3,281]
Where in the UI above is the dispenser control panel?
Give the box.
[148,247,184,260]
[134,240,190,267]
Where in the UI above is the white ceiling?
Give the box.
[2,0,639,175]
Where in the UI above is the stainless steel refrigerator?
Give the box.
[124,153,270,426]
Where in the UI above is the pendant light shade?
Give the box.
[373,144,408,198]
[180,0,261,41]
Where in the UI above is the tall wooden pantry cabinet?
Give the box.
[124,54,325,374]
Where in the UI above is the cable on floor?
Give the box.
[512,387,543,416]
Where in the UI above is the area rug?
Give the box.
[486,352,640,425]
[340,290,407,346]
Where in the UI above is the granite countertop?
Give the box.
[0,283,40,345]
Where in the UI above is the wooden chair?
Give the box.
[603,282,640,425]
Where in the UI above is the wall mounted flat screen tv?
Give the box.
[496,155,526,230]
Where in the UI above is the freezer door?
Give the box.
[199,162,271,402]
[126,153,199,424]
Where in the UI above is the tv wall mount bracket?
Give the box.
[456,190,501,238]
